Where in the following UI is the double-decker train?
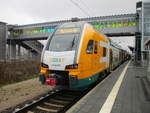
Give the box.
[39,22,130,89]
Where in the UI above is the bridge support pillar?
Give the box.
[8,40,17,60]
[0,22,7,61]
[135,32,141,62]
[17,44,21,59]
[28,49,31,59]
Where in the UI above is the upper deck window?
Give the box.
[94,41,98,54]
[86,40,94,54]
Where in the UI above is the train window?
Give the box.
[94,41,98,54]
[47,34,79,52]
[86,40,94,54]
[103,47,106,57]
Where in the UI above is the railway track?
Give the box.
[12,89,89,113]
[1,70,109,113]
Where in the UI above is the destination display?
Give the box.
[56,28,80,34]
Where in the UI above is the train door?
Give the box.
[86,40,94,72]
[109,49,113,71]
[93,40,98,72]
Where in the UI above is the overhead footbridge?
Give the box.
[0,1,149,61]
[8,13,137,40]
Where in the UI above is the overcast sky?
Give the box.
[0,0,138,50]
[0,0,139,25]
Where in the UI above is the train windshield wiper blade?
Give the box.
[71,36,76,48]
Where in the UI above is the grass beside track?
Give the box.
[0,75,37,88]
[0,61,40,87]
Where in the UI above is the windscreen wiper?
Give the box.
[71,36,76,48]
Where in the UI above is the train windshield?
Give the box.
[47,34,79,52]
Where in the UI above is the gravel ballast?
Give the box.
[0,78,51,111]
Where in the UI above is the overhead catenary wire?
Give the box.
[79,0,93,15]
[69,0,91,17]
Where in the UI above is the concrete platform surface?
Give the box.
[66,61,150,113]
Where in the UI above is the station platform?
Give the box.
[66,61,150,113]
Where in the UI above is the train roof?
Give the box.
[59,22,87,28]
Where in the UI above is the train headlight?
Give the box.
[41,63,49,68]
[65,64,78,69]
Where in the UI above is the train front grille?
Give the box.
[50,70,69,86]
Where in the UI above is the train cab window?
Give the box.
[86,40,94,54]
[103,47,106,57]
[94,41,98,54]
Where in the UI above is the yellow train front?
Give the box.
[39,22,112,89]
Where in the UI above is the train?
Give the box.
[39,22,130,90]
